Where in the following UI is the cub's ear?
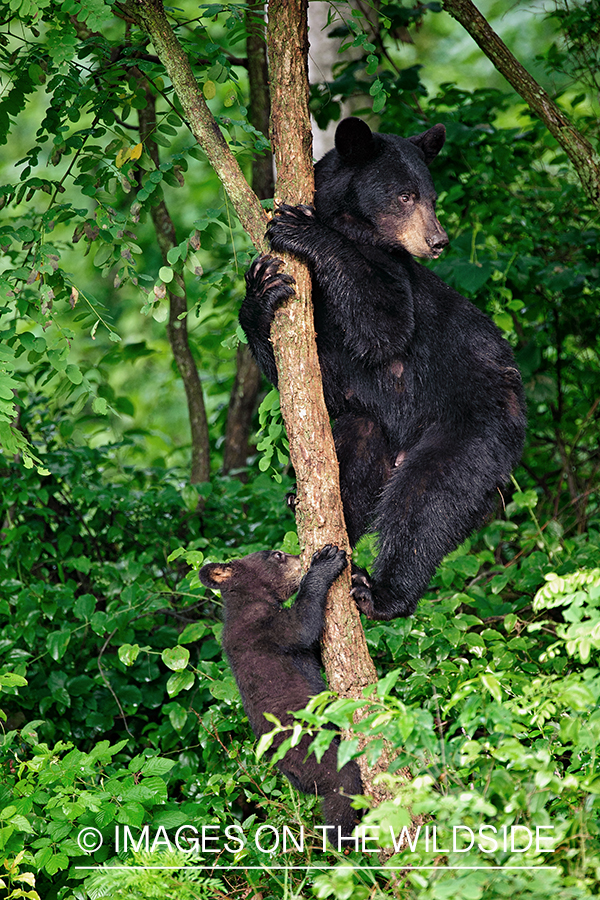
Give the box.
[408,123,446,165]
[335,117,376,163]
[199,562,233,591]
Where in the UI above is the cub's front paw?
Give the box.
[351,565,375,618]
[311,544,348,580]
[267,204,317,255]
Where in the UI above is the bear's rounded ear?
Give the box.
[408,123,446,165]
[199,562,233,591]
[335,117,375,163]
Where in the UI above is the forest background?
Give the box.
[0,1,599,899]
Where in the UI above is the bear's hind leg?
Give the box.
[355,424,501,620]
[333,414,391,547]
[320,760,363,843]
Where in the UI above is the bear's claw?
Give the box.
[350,565,375,618]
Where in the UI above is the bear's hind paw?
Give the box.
[350,565,375,618]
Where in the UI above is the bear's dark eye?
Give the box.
[271,551,286,563]
[399,193,412,204]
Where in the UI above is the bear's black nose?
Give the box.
[428,230,449,253]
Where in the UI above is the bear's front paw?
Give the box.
[350,565,375,618]
[245,255,296,308]
[311,544,348,579]
[267,204,318,256]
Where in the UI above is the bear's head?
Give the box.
[199,550,303,604]
[315,117,449,259]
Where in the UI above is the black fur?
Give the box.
[199,545,362,841]
[239,118,526,621]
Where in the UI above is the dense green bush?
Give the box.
[2,412,599,897]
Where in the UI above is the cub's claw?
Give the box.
[311,544,348,579]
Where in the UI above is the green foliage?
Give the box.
[256,388,290,481]
[0,0,260,463]
[543,0,600,116]
[534,568,600,662]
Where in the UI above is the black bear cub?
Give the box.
[240,117,526,621]
[199,544,362,842]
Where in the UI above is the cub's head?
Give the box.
[315,117,449,259]
[199,550,303,604]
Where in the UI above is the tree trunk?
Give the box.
[442,0,600,208]
[265,0,397,806]
[129,0,392,809]
[137,81,210,485]
[222,343,262,476]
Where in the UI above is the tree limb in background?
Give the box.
[442,0,600,207]
[137,80,210,486]
[222,2,271,477]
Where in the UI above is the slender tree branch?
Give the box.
[222,1,271,476]
[124,0,269,249]
[137,79,211,485]
[442,0,600,207]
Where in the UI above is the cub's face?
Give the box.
[199,550,303,603]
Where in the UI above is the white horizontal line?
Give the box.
[75,865,559,871]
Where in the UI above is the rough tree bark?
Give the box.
[442,0,600,208]
[137,81,211,486]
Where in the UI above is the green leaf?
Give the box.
[376,668,402,698]
[166,670,194,697]
[336,737,359,770]
[178,622,207,644]
[0,672,28,691]
[65,363,83,384]
[167,704,189,732]
[46,630,71,661]
[140,756,175,776]
[256,731,275,760]
[73,593,95,620]
[480,672,502,703]
[119,643,141,666]
[209,678,239,702]
[161,646,190,671]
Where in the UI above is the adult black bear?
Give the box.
[199,544,362,842]
[240,117,526,621]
